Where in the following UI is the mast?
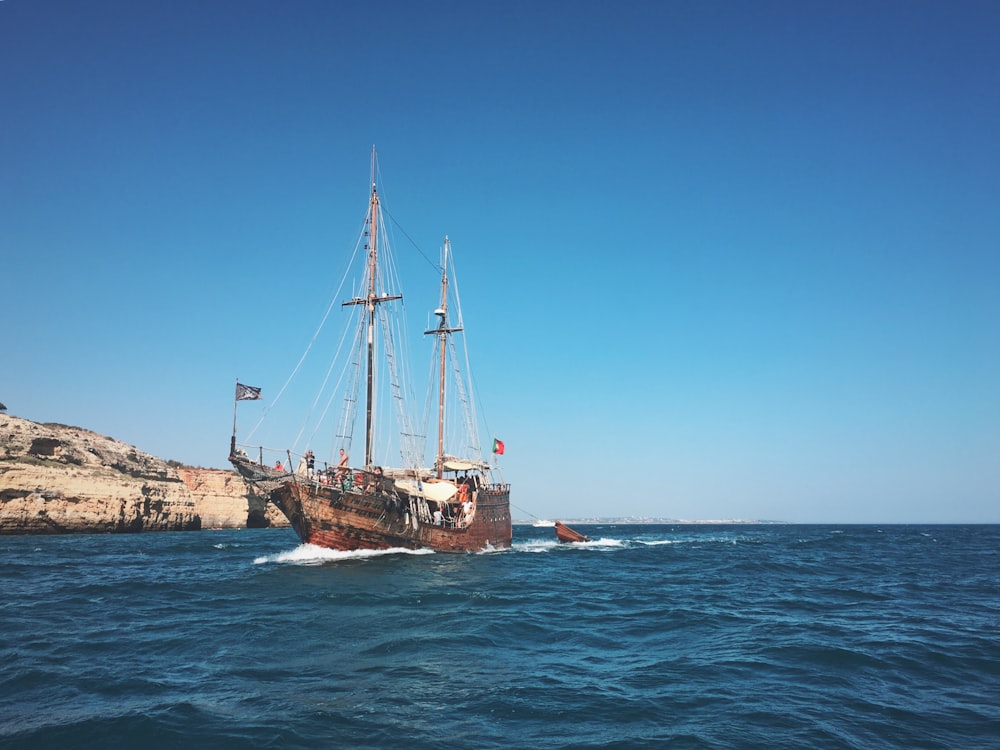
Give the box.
[425,237,462,478]
[364,153,378,468]
[343,147,401,468]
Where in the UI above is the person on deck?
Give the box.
[335,448,349,481]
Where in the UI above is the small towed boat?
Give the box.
[554,521,590,544]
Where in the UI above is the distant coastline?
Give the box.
[514,518,786,525]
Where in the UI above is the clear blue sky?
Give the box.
[3,0,998,523]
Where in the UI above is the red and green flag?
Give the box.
[492,438,505,455]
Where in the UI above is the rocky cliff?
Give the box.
[0,414,288,535]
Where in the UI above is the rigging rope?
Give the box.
[241,156,500,482]
[245,207,368,443]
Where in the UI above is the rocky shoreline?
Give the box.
[0,414,288,535]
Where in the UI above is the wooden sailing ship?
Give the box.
[229,151,511,553]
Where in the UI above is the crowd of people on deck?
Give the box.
[430,473,478,528]
[266,446,482,527]
[431,497,474,528]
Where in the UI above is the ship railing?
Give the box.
[306,465,395,495]
[231,443,302,475]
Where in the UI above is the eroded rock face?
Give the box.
[174,466,282,529]
[0,415,287,535]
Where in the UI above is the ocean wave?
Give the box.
[253,543,434,566]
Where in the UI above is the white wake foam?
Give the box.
[254,543,434,565]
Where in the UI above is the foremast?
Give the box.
[425,237,463,479]
[343,148,402,468]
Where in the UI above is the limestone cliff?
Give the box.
[0,414,288,535]
[174,466,284,529]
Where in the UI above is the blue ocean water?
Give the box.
[1,524,998,749]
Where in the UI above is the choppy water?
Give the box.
[1,524,998,749]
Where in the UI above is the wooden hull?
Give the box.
[554,520,590,544]
[232,455,511,553]
[278,481,510,552]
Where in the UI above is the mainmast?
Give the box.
[343,148,402,467]
[424,236,462,478]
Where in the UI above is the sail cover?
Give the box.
[394,479,459,502]
[442,459,481,472]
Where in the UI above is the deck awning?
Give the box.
[394,479,459,503]
[442,458,486,472]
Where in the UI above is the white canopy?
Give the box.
[394,479,458,503]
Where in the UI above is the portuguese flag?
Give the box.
[492,438,505,455]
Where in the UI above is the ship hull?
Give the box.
[277,481,511,552]
[232,455,511,552]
